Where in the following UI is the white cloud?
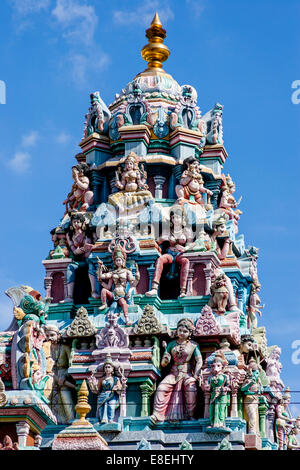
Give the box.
[21,130,39,147]
[67,50,110,86]
[186,0,205,18]
[52,0,98,46]
[9,0,51,15]
[113,0,174,26]
[7,151,31,173]
[55,131,72,144]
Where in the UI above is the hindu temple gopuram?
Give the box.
[0,14,299,452]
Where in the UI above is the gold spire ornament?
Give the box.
[73,380,91,426]
[141,13,170,71]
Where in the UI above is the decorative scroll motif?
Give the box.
[108,234,138,255]
[195,305,221,336]
[133,305,163,335]
[66,306,97,338]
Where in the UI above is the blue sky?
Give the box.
[0,0,300,414]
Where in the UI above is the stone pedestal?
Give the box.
[244,433,262,450]
[118,125,151,157]
[42,258,72,303]
[170,127,204,162]
[183,251,220,296]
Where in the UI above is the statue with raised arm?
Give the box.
[63,163,94,214]
[97,246,140,325]
[65,212,99,301]
[151,318,202,422]
[175,157,212,216]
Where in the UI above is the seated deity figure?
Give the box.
[63,163,94,214]
[97,246,140,325]
[108,152,153,214]
[219,174,242,224]
[44,324,76,424]
[175,156,212,218]
[88,355,125,424]
[151,318,202,422]
[203,351,230,429]
[64,212,99,302]
[146,206,194,298]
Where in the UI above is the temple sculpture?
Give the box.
[0,13,297,451]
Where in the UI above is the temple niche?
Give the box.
[0,13,298,452]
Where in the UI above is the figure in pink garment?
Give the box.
[97,246,140,325]
[175,157,212,217]
[145,206,194,298]
[219,174,242,227]
[151,318,202,422]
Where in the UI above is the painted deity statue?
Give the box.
[266,346,284,392]
[44,324,76,424]
[97,246,140,325]
[151,318,202,422]
[0,435,19,451]
[276,388,295,450]
[88,355,125,424]
[63,163,94,214]
[247,282,265,330]
[210,214,239,311]
[241,358,264,435]
[175,157,212,218]
[204,351,230,429]
[108,152,153,214]
[208,273,229,315]
[219,174,242,225]
[146,206,194,298]
[287,418,300,450]
[48,227,69,259]
[65,212,99,302]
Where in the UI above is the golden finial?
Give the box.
[73,380,91,426]
[141,13,170,71]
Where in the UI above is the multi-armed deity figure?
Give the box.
[204,351,230,430]
[63,163,94,214]
[175,157,212,217]
[88,355,126,424]
[97,246,140,325]
[146,205,194,298]
[44,324,76,424]
[151,318,202,422]
[65,212,98,302]
[108,152,153,215]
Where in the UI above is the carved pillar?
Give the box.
[203,391,210,419]
[205,180,221,210]
[34,434,43,449]
[90,171,105,206]
[258,401,268,438]
[140,382,154,417]
[147,264,156,291]
[203,265,212,296]
[186,265,195,296]
[266,403,276,442]
[153,175,166,199]
[237,285,245,312]
[16,421,30,448]
[230,383,239,418]
[44,275,53,298]
[120,387,127,418]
